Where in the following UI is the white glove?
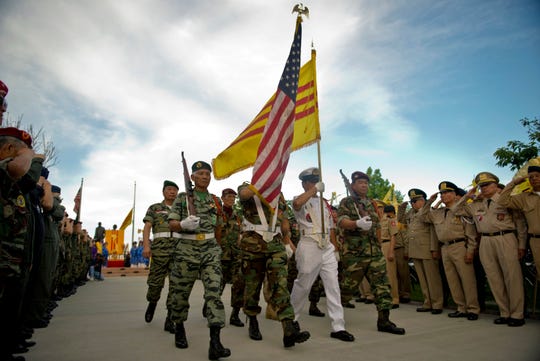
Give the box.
[180,215,200,231]
[285,243,294,259]
[334,251,340,262]
[315,182,325,192]
[356,216,372,230]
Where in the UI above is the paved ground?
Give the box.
[25,276,540,361]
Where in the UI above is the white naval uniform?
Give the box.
[290,196,346,332]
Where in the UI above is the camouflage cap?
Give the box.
[474,172,499,186]
[192,161,212,173]
[438,181,458,193]
[163,180,179,190]
[51,185,61,194]
[408,188,427,200]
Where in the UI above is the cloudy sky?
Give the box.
[1,0,539,246]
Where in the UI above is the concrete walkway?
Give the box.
[25,277,540,361]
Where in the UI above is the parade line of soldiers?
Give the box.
[140,159,539,360]
[2,80,539,361]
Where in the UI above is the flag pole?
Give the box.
[131,181,136,246]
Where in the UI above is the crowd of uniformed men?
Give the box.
[1,77,539,361]
[141,157,539,360]
[0,80,104,361]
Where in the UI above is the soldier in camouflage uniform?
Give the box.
[0,127,41,361]
[168,161,230,360]
[142,180,179,334]
[237,184,310,348]
[218,188,245,327]
[338,171,405,335]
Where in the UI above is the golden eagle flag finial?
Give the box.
[292,3,309,20]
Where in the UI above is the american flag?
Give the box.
[251,19,302,208]
[73,184,82,220]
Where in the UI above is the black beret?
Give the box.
[383,205,395,213]
[408,188,427,200]
[438,181,458,193]
[51,185,61,194]
[351,171,369,182]
[163,180,179,190]
[528,165,540,173]
[192,161,212,173]
[222,188,237,197]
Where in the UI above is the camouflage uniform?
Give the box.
[337,196,393,311]
[220,206,245,309]
[168,191,225,327]
[144,202,179,309]
[0,156,41,358]
[238,190,294,321]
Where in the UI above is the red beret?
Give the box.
[0,127,32,148]
[0,80,8,97]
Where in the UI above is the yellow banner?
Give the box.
[105,229,125,255]
[212,50,320,180]
[119,208,133,231]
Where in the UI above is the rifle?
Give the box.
[339,169,368,218]
[181,151,197,216]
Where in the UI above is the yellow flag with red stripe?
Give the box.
[212,49,320,180]
[119,208,133,231]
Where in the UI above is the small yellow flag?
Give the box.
[119,208,133,231]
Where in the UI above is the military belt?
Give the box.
[529,233,540,238]
[480,230,515,237]
[153,232,182,239]
[180,232,215,241]
[439,238,465,247]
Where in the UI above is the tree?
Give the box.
[494,117,539,171]
[4,114,59,168]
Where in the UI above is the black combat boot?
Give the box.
[248,316,262,340]
[377,309,405,335]
[208,326,231,360]
[164,311,175,333]
[229,307,244,327]
[282,320,310,348]
[175,322,188,348]
[144,302,157,323]
[308,302,325,317]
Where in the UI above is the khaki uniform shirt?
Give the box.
[498,188,540,235]
[420,200,477,256]
[454,193,527,249]
[398,202,438,259]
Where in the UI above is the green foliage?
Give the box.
[365,167,404,203]
[494,117,539,171]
